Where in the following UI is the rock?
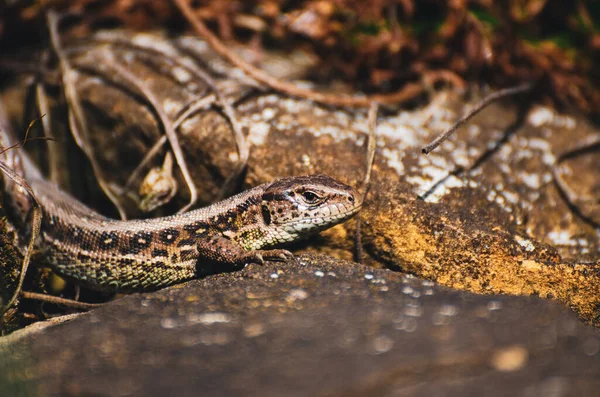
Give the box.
[0,30,599,396]
[1,254,599,397]
[31,32,597,323]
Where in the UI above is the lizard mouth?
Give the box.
[280,201,362,228]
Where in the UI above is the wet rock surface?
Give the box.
[2,254,600,397]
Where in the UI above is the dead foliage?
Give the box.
[0,1,598,108]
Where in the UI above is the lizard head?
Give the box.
[260,175,363,245]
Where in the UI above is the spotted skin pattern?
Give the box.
[0,99,363,292]
[4,146,362,292]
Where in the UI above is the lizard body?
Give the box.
[0,109,362,292]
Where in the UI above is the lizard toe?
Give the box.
[254,253,265,265]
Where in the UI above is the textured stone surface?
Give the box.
[2,254,600,397]
[37,33,600,323]
[0,31,599,396]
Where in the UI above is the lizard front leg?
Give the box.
[197,234,296,267]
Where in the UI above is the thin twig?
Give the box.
[0,164,41,314]
[362,102,378,194]
[78,36,249,200]
[123,135,167,192]
[47,11,129,219]
[101,55,200,214]
[122,95,217,194]
[35,82,64,185]
[422,82,533,154]
[354,218,364,264]
[419,104,530,201]
[69,36,249,204]
[215,99,249,200]
[551,135,600,228]
[165,47,249,199]
[0,115,45,316]
[173,0,424,108]
[0,312,83,342]
[175,95,218,127]
[0,181,41,315]
[0,119,53,157]
[20,291,102,310]
[355,102,379,264]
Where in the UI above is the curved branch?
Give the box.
[173,0,424,108]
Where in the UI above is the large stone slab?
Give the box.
[0,31,599,397]
[28,32,595,324]
[1,254,599,396]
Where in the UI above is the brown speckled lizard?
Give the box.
[0,116,362,293]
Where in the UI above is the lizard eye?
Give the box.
[300,190,321,204]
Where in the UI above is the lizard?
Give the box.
[0,105,363,293]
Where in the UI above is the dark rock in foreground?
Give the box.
[2,254,599,397]
[2,31,599,326]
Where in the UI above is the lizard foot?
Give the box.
[239,249,295,265]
